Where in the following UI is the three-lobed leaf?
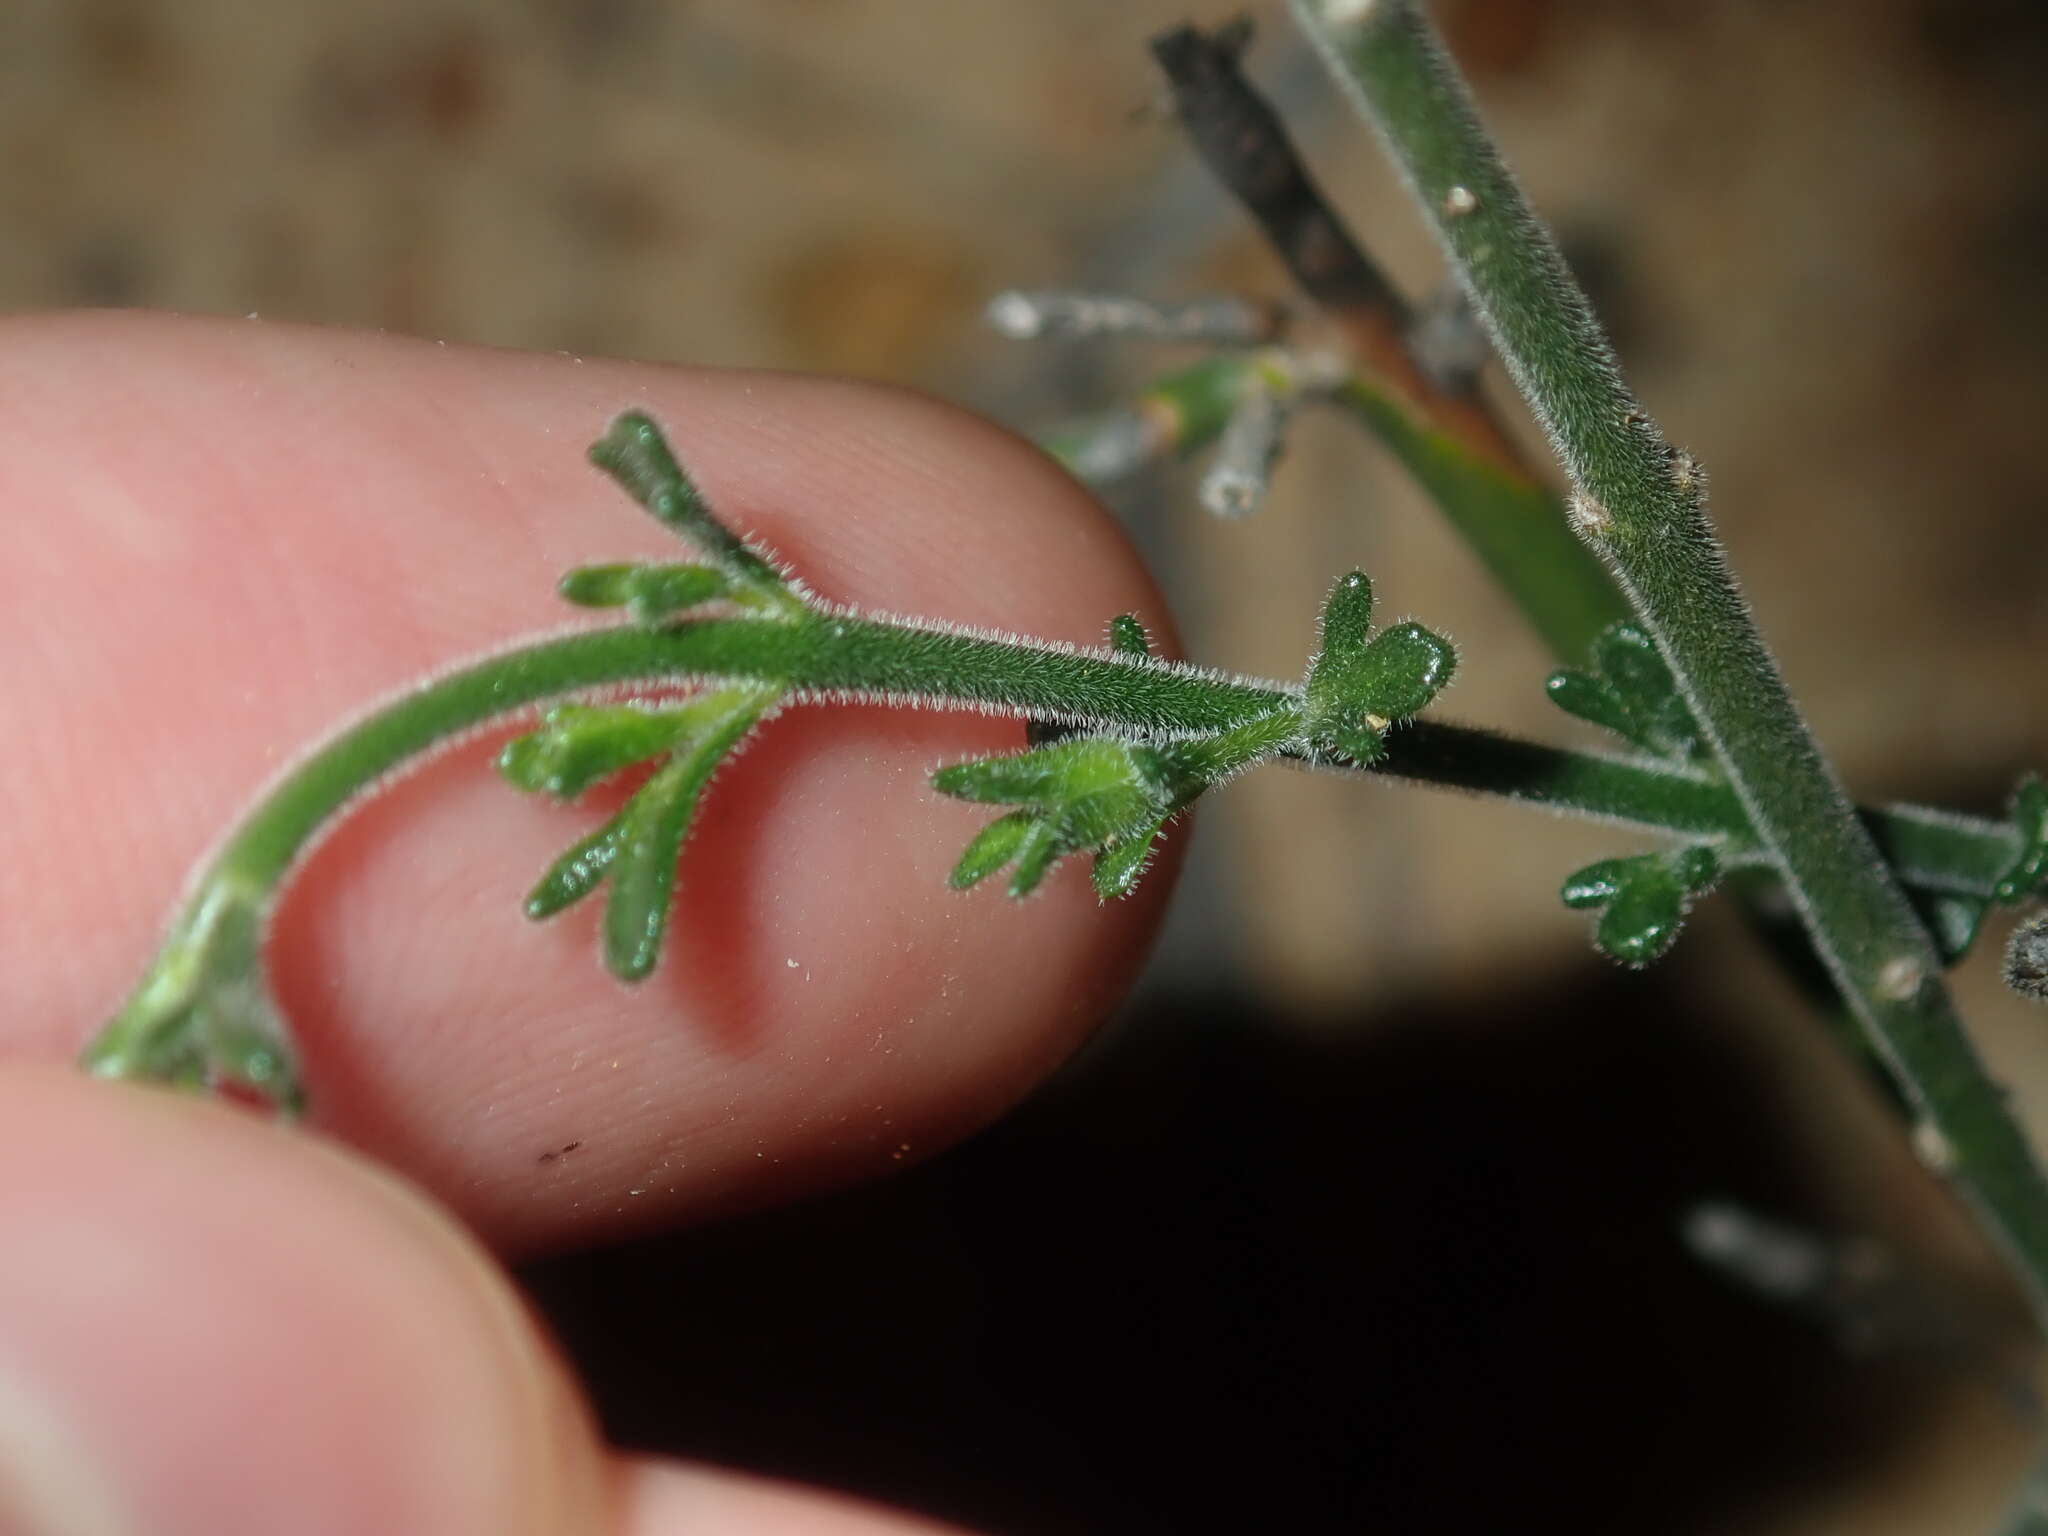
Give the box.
[1545,621,1702,760]
[1303,571,1457,764]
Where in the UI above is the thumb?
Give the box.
[0,1067,966,1536]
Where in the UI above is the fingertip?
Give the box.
[0,1066,611,1536]
[613,1457,974,1536]
[4,315,1182,1249]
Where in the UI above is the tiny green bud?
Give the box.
[1108,613,1154,657]
[524,812,628,918]
[498,702,691,800]
[950,812,1037,891]
[1318,570,1375,652]
[1093,816,1170,901]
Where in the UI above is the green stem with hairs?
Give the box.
[85,601,2026,1108]
[1288,0,2048,1320]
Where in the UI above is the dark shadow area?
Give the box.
[524,957,1946,1534]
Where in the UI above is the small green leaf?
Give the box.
[1994,774,2048,904]
[932,748,1074,806]
[524,812,628,918]
[590,413,722,544]
[585,687,773,981]
[559,563,731,624]
[603,757,699,982]
[950,812,1037,890]
[1547,621,1702,758]
[1317,570,1375,655]
[1108,613,1154,657]
[1561,858,1630,909]
[933,737,1188,818]
[1544,670,1634,741]
[1007,822,1065,898]
[935,736,1214,899]
[1595,874,1687,966]
[1314,717,1388,767]
[1093,815,1169,900]
[1593,624,1675,716]
[1352,622,1457,720]
[588,413,800,613]
[558,563,642,607]
[1561,846,1719,967]
[498,703,690,799]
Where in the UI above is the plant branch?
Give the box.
[1287,0,2048,1318]
[85,592,2026,1108]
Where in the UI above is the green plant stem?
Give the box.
[1289,0,2048,1323]
[120,614,2026,952]
[85,599,2026,1112]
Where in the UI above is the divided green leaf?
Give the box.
[498,703,695,799]
[1302,571,1456,764]
[935,736,1205,899]
[1562,844,1720,967]
[1545,621,1702,760]
[558,562,731,625]
[510,687,777,980]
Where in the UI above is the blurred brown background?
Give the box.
[9,1,2046,1530]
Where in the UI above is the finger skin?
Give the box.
[0,1068,607,1536]
[615,1460,973,1536]
[0,312,1179,1253]
[0,1068,973,1536]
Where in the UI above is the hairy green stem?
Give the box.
[119,612,2024,957]
[86,590,2025,1115]
[1289,0,2048,1321]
